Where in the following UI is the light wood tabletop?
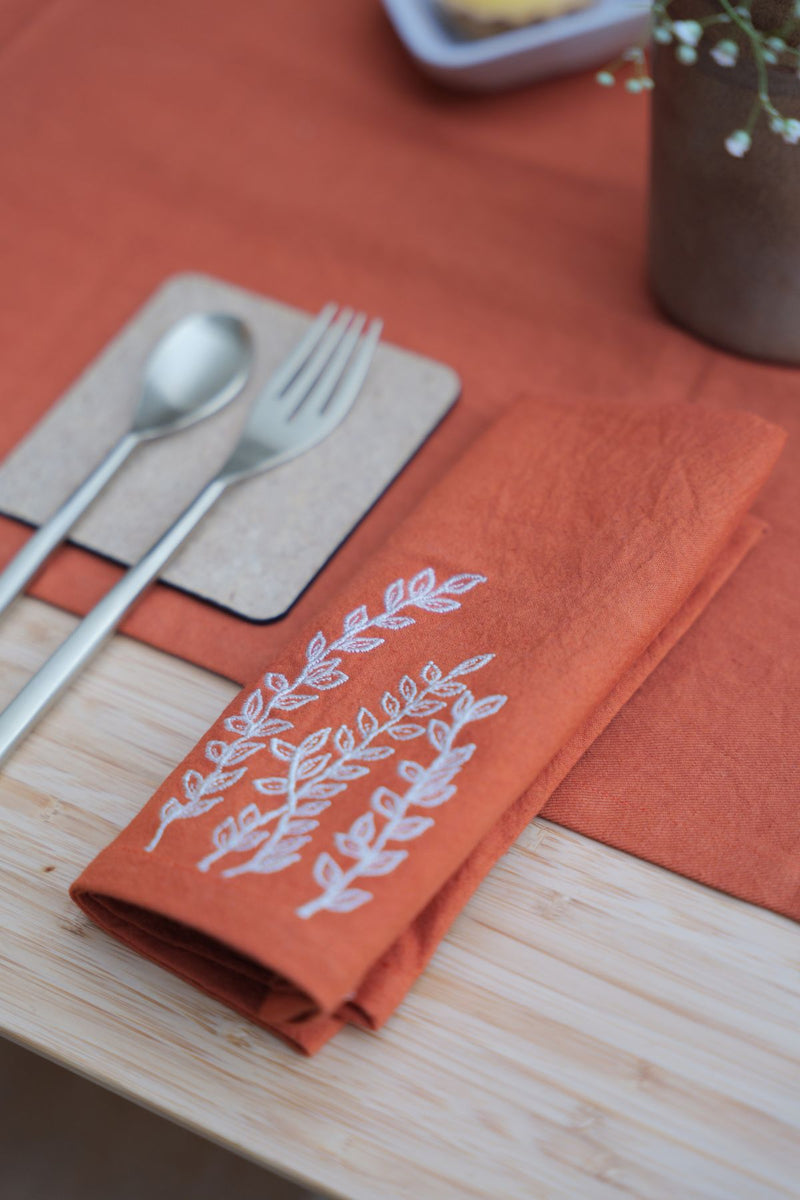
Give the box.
[0,596,797,1200]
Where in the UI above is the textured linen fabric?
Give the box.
[71,396,785,1052]
[0,0,797,922]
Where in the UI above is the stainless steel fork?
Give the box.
[0,304,382,763]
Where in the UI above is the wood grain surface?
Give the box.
[0,597,797,1200]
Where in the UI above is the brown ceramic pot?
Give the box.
[648,0,800,363]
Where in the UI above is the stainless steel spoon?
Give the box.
[0,312,254,616]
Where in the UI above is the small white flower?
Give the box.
[654,24,673,44]
[770,114,786,134]
[781,118,800,145]
[673,19,703,46]
[725,129,752,158]
[676,44,698,65]
[767,36,786,52]
[710,39,739,67]
[596,70,615,86]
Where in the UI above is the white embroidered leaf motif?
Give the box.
[299,728,330,756]
[270,738,296,762]
[274,692,318,711]
[239,803,261,830]
[331,761,370,780]
[314,852,343,889]
[428,720,450,751]
[357,745,394,761]
[337,635,384,653]
[414,784,458,809]
[343,604,369,633]
[409,568,435,599]
[253,776,288,795]
[243,689,264,723]
[451,654,494,676]
[430,680,466,697]
[222,739,265,766]
[388,723,425,741]
[177,795,224,821]
[398,760,424,783]
[235,829,275,852]
[285,818,318,836]
[373,613,414,629]
[260,718,293,735]
[224,715,253,735]
[296,800,330,817]
[452,690,475,723]
[308,668,348,690]
[384,578,405,612]
[183,770,204,801]
[307,632,327,662]
[334,833,365,858]
[205,740,228,764]
[296,753,331,780]
[350,812,376,844]
[159,797,182,823]
[372,787,402,818]
[390,816,434,841]
[335,725,355,754]
[441,573,486,594]
[407,697,446,717]
[421,661,442,684]
[357,707,378,738]
[213,816,237,851]
[416,596,460,613]
[213,768,247,791]
[469,694,508,720]
[186,565,492,873]
[302,780,346,800]
[360,849,407,876]
[295,662,506,919]
[272,834,312,856]
[326,888,371,913]
[246,852,302,875]
[264,672,289,692]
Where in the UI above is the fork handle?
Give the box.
[0,431,140,618]
[0,476,228,763]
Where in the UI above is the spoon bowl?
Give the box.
[133,313,254,437]
[0,309,254,618]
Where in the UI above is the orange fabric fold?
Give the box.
[71,396,786,1052]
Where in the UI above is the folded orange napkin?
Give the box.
[71,396,785,1052]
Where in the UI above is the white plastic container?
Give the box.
[381,0,650,91]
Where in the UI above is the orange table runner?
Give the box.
[0,0,798,922]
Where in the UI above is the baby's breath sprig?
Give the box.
[596,0,800,157]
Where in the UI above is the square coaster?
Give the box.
[0,273,459,620]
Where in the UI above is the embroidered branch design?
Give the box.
[198,654,495,877]
[296,685,507,919]
[144,568,486,852]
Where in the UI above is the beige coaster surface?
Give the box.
[0,273,459,620]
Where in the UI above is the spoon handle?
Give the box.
[0,431,140,617]
[0,477,228,763]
